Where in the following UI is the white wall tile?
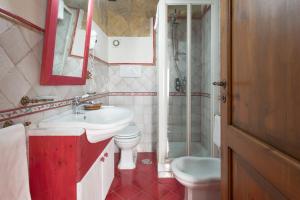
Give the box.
[0,46,14,81]
[0,16,14,34]
[0,92,14,110]
[33,85,56,97]
[0,68,31,106]
[0,25,30,64]
[17,52,40,85]
[19,25,43,48]
[108,65,157,92]
[32,39,43,64]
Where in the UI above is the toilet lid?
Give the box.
[114,124,141,139]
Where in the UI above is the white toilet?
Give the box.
[171,157,221,200]
[114,123,141,169]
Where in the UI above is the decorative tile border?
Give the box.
[84,92,109,102]
[0,91,210,122]
[108,92,210,97]
[169,92,211,97]
[109,92,157,96]
[0,93,109,122]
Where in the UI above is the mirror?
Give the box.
[90,0,157,64]
[40,0,94,85]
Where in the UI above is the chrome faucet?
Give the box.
[72,96,83,114]
[72,95,96,114]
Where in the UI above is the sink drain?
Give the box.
[141,159,153,165]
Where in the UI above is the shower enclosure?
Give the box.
[157,0,220,177]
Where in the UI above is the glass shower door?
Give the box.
[167,5,187,159]
[158,0,220,177]
[190,5,212,157]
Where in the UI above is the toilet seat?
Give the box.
[114,125,140,139]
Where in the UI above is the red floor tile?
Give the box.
[113,184,141,200]
[110,176,122,191]
[161,181,184,194]
[106,191,123,200]
[130,191,155,200]
[109,153,185,200]
[161,191,183,200]
[142,182,172,199]
[131,173,155,189]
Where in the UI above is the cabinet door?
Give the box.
[100,139,115,199]
[77,158,102,200]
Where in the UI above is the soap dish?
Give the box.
[84,103,102,110]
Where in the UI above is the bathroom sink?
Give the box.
[38,106,133,143]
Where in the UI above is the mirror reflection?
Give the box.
[89,0,157,64]
[52,0,89,77]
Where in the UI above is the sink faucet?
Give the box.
[72,95,97,114]
[72,96,84,114]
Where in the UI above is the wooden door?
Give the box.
[221,0,300,199]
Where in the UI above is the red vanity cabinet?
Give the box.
[29,132,114,200]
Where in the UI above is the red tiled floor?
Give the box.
[106,152,185,200]
[113,184,141,199]
[130,191,155,200]
[161,191,183,200]
[143,182,172,199]
[106,192,123,200]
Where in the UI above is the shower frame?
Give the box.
[157,0,220,177]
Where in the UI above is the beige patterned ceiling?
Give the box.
[93,0,158,37]
[168,5,211,19]
[65,0,88,10]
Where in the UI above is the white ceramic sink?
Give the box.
[39,106,133,143]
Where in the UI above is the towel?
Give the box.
[0,124,31,200]
[213,115,221,148]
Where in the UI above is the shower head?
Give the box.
[171,9,179,25]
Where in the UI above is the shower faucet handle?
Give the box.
[212,81,226,88]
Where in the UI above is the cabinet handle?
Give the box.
[104,152,108,157]
[100,157,105,162]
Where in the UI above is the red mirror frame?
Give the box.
[40,0,94,85]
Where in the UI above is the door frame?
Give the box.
[220,0,231,198]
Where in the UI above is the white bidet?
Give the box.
[172,156,221,200]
